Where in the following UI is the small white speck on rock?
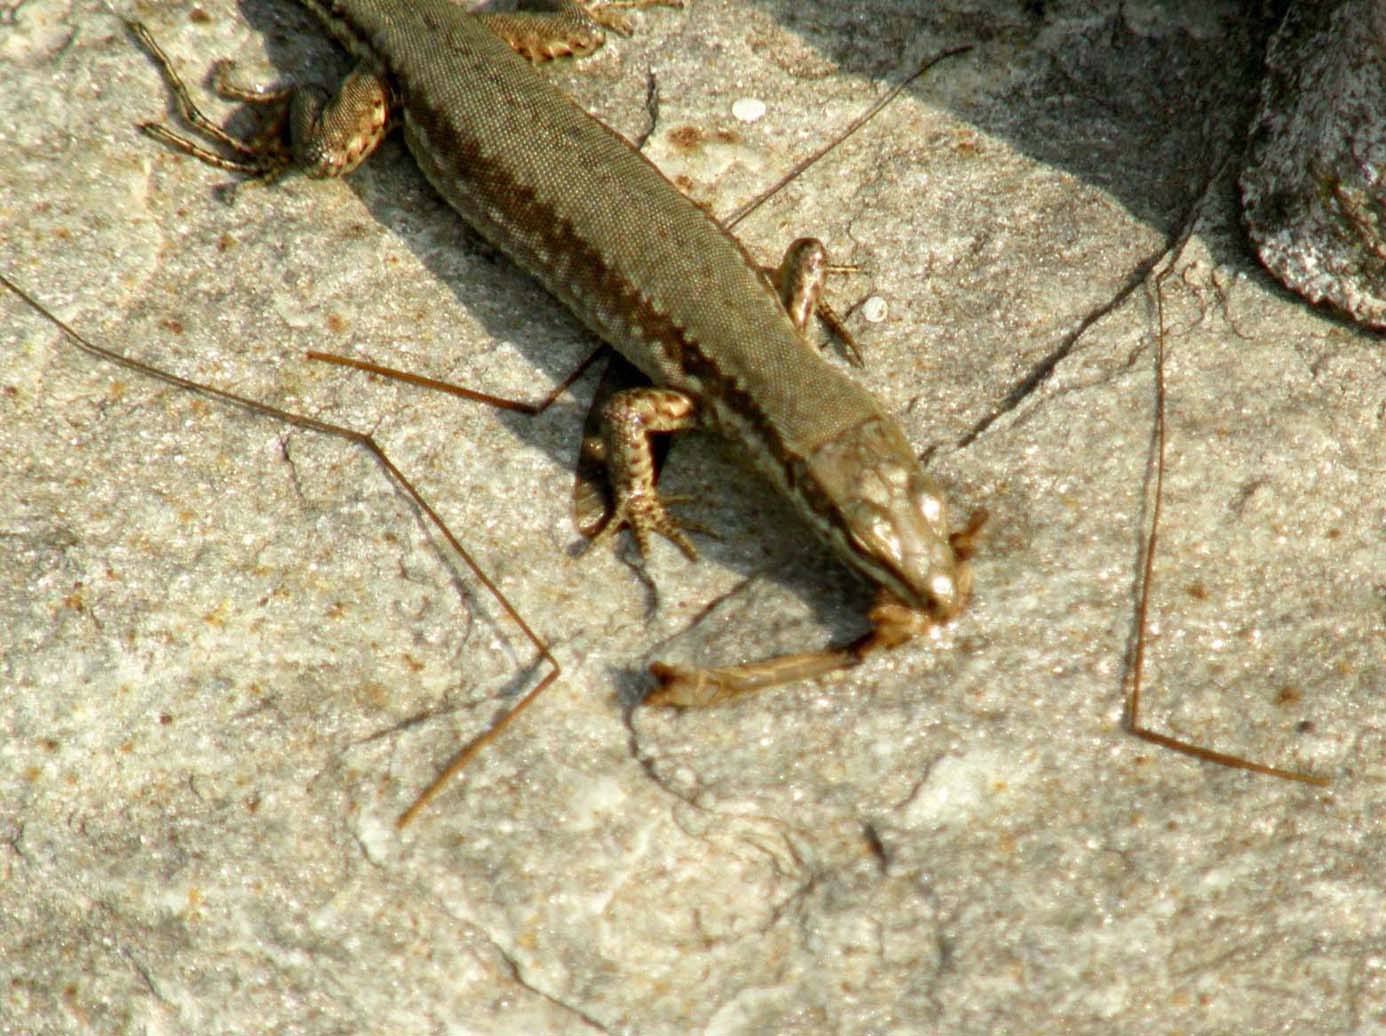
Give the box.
[731,97,766,123]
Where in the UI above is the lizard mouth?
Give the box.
[878,507,985,621]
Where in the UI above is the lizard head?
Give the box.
[802,417,977,622]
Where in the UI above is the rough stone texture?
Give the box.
[1242,0,1386,330]
[2,2,1382,1035]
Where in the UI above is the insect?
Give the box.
[5,4,1329,837]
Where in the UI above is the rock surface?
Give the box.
[2,2,1381,1034]
[1243,0,1386,328]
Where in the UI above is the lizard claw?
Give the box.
[585,489,699,560]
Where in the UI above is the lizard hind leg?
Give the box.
[287,69,392,179]
[129,20,392,185]
[129,20,296,180]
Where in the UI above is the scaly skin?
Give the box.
[295,0,971,621]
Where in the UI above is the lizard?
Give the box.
[130,0,983,816]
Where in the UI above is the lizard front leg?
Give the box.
[586,387,700,559]
[765,237,864,365]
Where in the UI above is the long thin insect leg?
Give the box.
[305,347,607,416]
[1,273,563,826]
[1121,261,1328,788]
